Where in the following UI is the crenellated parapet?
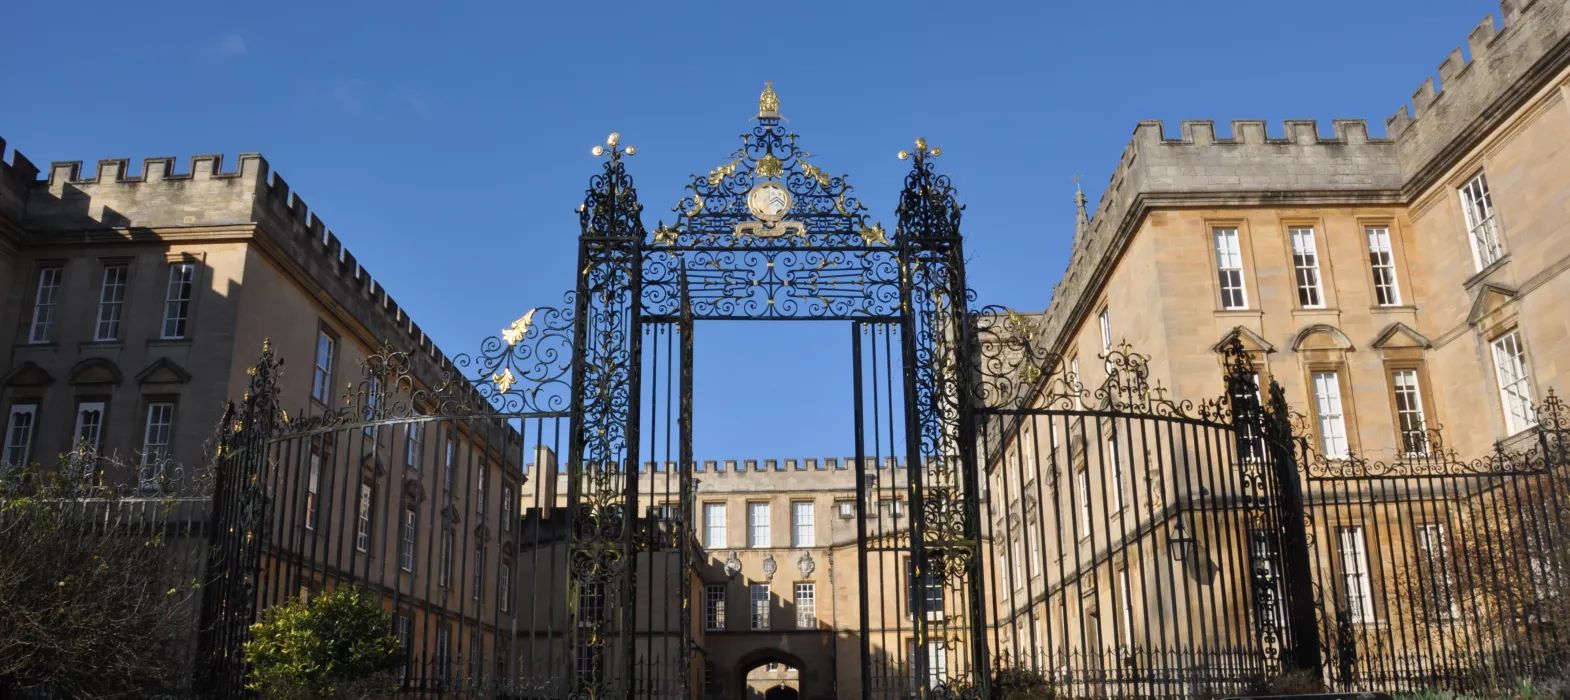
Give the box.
[1390,0,1570,189]
[6,147,467,389]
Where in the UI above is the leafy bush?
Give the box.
[1252,667,1325,696]
[244,586,402,699]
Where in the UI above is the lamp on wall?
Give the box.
[1167,517,1196,563]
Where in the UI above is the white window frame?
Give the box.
[998,554,1009,600]
[355,483,372,553]
[748,502,770,548]
[1312,371,1349,458]
[1027,520,1041,578]
[500,561,512,612]
[30,267,63,344]
[4,405,38,468]
[909,640,948,691]
[1366,227,1401,306]
[140,402,175,486]
[1099,309,1112,353]
[1108,436,1123,512]
[795,582,816,629]
[477,470,487,515]
[74,401,105,454]
[405,421,423,469]
[1012,540,1024,589]
[1391,369,1429,456]
[836,500,855,519]
[305,454,320,530]
[1213,228,1248,310]
[95,264,128,341]
[160,262,197,339]
[400,506,416,572]
[750,583,770,630]
[705,503,727,549]
[1491,330,1537,435]
[1119,568,1135,646]
[791,500,814,547]
[502,485,514,531]
[1415,523,1456,621]
[1459,172,1503,271]
[444,433,456,491]
[1077,465,1093,538]
[435,627,450,681]
[1289,227,1325,308]
[312,331,335,403]
[1337,525,1375,623]
[705,584,726,630]
[396,614,413,680]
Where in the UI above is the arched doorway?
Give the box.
[763,685,799,700]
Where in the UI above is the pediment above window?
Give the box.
[3,361,54,388]
[1213,326,1275,355]
[68,357,123,386]
[1467,282,1519,327]
[1370,322,1432,351]
[136,357,191,384]
[1291,324,1355,352]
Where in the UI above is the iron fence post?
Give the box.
[1263,381,1323,678]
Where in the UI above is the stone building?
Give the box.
[983,0,1570,688]
[0,143,528,688]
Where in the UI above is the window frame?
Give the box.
[355,481,373,553]
[1335,524,1377,624]
[400,506,417,572]
[305,453,321,531]
[312,327,337,405]
[1365,226,1402,307]
[95,263,129,341]
[1098,308,1112,353]
[1459,171,1504,271]
[1310,370,1351,459]
[750,583,770,630]
[29,266,64,344]
[1212,227,1249,310]
[140,401,177,487]
[748,501,770,548]
[795,582,816,629]
[704,583,727,630]
[1491,329,1537,435]
[160,261,198,340]
[1387,366,1432,457]
[791,500,815,547]
[4,403,39,469]
[1288,226,1326,309]
[73,400,106,455]
[704,502,727,549]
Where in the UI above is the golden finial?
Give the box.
[592,132,635,158]
[899,138,942,161]
[758,81,780,119]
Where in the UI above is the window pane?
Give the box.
[751,584,770,629]
[1460,173,1503,270]
[705,584,726,630]
[792,501,814,547]
[1337,526,1375,622]
[795,583,816,628]
[30,268,63,344]
[96,265,128,340]
[1213,228,1247,309]
[705,503,726,549]
[748,502,770,548]
[1289,227,1324,308]
[4,406,37,468]
[1312,372,1349,458]
[1492,330,1537,434]
[161,263,196,339]
[1366,228,1401,306]
[1391,369,1428,455]
[313,332,335,402]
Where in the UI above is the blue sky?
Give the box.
[3,0,1500,461]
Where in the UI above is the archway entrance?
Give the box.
[763,684,800,700]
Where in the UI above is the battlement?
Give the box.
[1390,0,1570,187]
[6,143,471,391]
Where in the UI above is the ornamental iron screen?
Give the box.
[191,86,1355,700]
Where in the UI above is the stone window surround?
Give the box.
[1205,219,1259,312]
[1355,217,1414,311]
[1379,357,1438,457]
[1300,357,1361,459]
[1281,217,1339,311]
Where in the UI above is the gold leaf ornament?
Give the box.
[755,154,784,179]
[492,368,518,394]
[502,309,537,346]
[857,223,889,246]
[707,160,740,186]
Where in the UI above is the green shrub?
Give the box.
[244,586,402,699]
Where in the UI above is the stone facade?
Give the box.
[990,0,1570,677]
